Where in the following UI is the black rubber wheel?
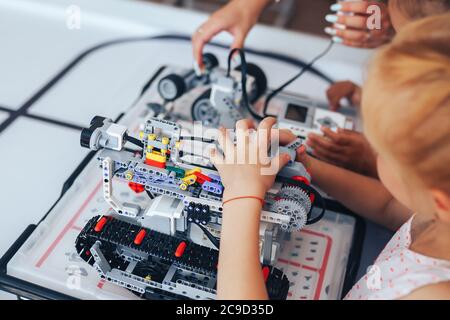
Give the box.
[235,63,268,103]
[90,116,107,126]
[191,89,220,127]
[80,128,95,148]
[202,52,219,70]
[158,73,186,101]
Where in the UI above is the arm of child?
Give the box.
[304,154,412,230]
[212,117,291,300]
[218,198,268,299]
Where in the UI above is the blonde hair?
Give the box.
[390,0,450,20]
[362,13,450,192]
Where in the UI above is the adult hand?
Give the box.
[325,1,393,48]
[192,0,269,69]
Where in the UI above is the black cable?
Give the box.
[180,136,216,144]
[263,41,334,117]
[146,190,155,200]
[227,48,264,121]
[192,222,220,249]
[125,134,144,149]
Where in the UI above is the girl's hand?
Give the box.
[325,1,394,49]
[211,117,291,200]
[307,128,378,178]
[192,0,269,69]
[326,81,362,111]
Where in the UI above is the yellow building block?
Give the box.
[125,171,134,181]
[146,152,166,163]
[185,167,201,176]
[179,183,188,191]
[182,174,197,185]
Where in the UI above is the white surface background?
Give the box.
[0,0,387,300]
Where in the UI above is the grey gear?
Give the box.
[270,199,308,232]
[278,185,312,213]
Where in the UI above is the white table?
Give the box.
[0,0,389,300]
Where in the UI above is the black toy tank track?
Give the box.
[75,215,290,300]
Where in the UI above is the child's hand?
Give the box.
[278,128,312,169]
[307,127,378,177]
[192,0,268,69]
[326,81,362,111]
[211,117,291,200]
[325,1,393,49]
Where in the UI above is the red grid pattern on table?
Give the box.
[278,229,332,300]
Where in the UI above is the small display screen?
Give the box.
[285,103,308,123]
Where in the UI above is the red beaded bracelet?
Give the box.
[222,196,265,206]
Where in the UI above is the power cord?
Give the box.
[227,48,264,121]
[263,40,334,117]
[227,41,334,120]
[191,221,220,249]
[125,134,144,148]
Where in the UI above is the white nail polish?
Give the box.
[193,61,203,76]
[334,23,346,30]
[332,36,343,43]
[325,14,338,23]
[330,3,342,11]
[324,27,337,36]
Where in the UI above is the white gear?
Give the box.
[271,198,308,232]
[278,185,312,213]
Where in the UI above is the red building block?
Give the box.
[145,158,166,169]
[128,182,145,194]
[193,171,212,184]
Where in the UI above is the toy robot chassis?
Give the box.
[75,114,325,300]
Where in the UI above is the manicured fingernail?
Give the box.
[332,36,343,43]
[334,23,346,30]
[325,14,338,23]
[193,61,203,76]
[324,27,337,36]
[330,3,342,11]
